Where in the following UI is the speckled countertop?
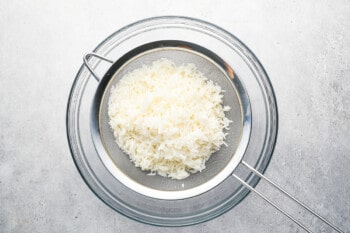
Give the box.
[1,1,349,232]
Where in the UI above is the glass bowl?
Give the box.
[66,16,278,226]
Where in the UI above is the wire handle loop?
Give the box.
[233,160,344,233]
[83,52,114,81]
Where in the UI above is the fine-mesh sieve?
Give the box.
[67,16,344,232]
[90,41,251,200]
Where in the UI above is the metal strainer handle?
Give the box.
[83,53,114,81]
[234,160,344,233]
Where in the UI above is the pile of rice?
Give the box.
[108,58,231,179]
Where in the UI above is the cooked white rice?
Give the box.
[108,58,231,179]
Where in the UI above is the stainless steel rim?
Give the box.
[90,44,252,200]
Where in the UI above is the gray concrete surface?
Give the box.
[1,0,349,232]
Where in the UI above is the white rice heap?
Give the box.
[108,58,231,179]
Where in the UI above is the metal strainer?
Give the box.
[89,41,251,200]
[67,17,343,232]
